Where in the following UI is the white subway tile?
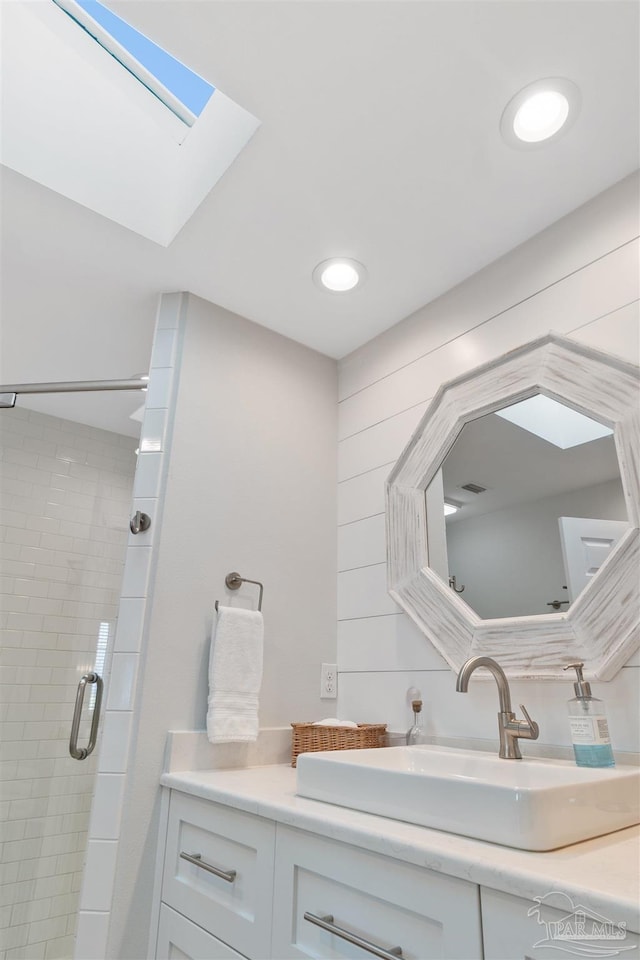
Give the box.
[105,654,138,710]
[87,774,125,839]
[54,446,88,465]
[144,366,172,409]
[19,546,56,566]
[78,841,118,911]
[0,921,29,949]
[132,452,162,499]
[155,291,184,330]
[10,897,52,926]
[150,327,178,368]
[27,914,69,945]
[15,579,50,598]
[37,456,69,476]
[97,711,132,773]
[27,598,64,616]
[120,546,151,598]
[74,911,110,960]
[139,407,167,454]
[0,594,30,613]
[7,612,44,632]
[113,598,146,652]
[16,857,57,883]
[0,508,28,528]
[4,528,41,548]
[5,449,39,469]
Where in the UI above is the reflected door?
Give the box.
[559,516,629,601]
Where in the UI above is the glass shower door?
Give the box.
[0,404,136,959]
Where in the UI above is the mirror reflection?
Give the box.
[426,394,628,619]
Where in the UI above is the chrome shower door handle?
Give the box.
[69,672,103,760]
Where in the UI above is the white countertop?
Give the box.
[161,763,640,931]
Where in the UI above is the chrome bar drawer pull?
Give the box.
[179,851,237,883]
[69,672,103,760]
[304,912,403,959]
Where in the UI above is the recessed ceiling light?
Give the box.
[313,258,366,292]
[500,79,580,148]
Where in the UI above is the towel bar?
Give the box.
[215,571,264,612]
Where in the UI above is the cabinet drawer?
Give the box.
[272,825,482,959]
[481,887,639,960]
[157,904,248,959]
[162,792,275,958]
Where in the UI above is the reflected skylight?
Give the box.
[495,395,614,449]
[53,0,214,123]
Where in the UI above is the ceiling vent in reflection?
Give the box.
[461,482,487,494]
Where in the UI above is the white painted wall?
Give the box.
[447,477,627,619]
[106,293,337,959]
[336,171,639,750]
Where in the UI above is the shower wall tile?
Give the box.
[0,408,135,959]
[144,367,172,409]
[113,598,146,652]
[78,841,118,912]
[105,654,138,711]
[73,911,109,960]
[96,712,133,773]
[149,328,178,369]
[88,775,125,840]
[77,291,185,960]
[132,452,162,499]
[139,407,168,454]
[119,546,152,597]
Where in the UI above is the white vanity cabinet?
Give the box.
[153,787,483,960]
[156,791,275,958]
[152,779,639,960]
[271,824,483,959]
[481,887,640,960]
[157,904,248,959]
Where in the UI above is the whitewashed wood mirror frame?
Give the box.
[386,333,639,680]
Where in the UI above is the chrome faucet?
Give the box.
[456,656,539,759]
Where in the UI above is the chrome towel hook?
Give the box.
[215,571,264,612]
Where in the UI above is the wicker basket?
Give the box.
[290,722,387,767]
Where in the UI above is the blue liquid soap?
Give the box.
[564,662,615,768]
[572,741,615,768]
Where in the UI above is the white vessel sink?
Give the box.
[296,745,640,851]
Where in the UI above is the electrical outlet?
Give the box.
[320,662,337,699]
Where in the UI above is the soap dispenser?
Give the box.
[406,700,428,745]
[563,662,615,768]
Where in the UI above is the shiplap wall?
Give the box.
[336,172,640,752]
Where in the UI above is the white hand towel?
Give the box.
[207,605,264,743]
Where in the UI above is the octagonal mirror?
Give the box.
[386,334,639,680]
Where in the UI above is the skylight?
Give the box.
[52,0,214,125]
[495,395,614,449]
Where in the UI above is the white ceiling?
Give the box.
[1,0,639,438]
